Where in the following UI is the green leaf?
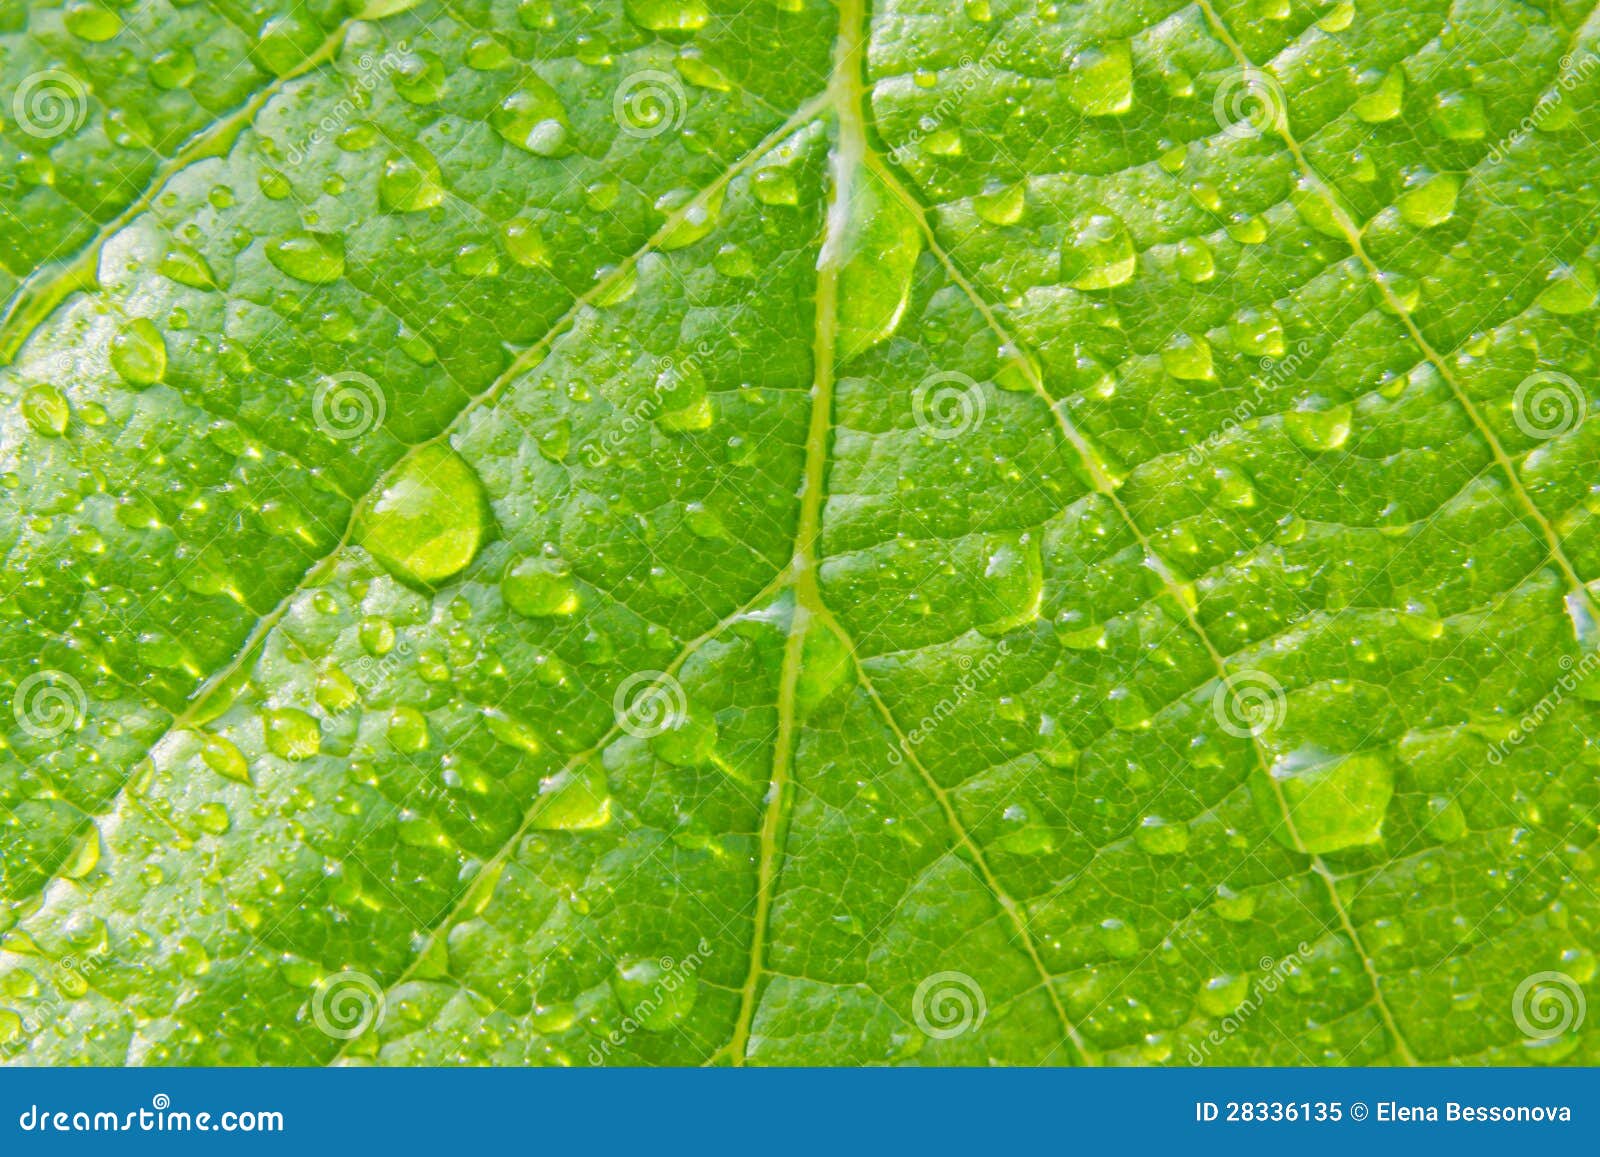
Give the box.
[3,0,1599,1068]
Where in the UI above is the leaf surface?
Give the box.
[3,0,1600,1066]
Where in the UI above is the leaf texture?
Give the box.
[2,0,1600,1066]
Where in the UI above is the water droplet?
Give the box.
[243,17,318,72]
[1424,795,1468,843]
[379,148,446,212]
[973,181,1025,225]
[1353,69,1404,123]
[1429,89,1485,141]
[263,708,321,760]
[1536,259,1598,315]
[1134,814,1188,855]
[1198,973,1250,1017]
[200,733,251,784]
[501,218,550,267]
[393,51,446,104]
[653,359,713,432]
[1066,41,1133,116]
[1229,307,1286,357]
[655,187,722,250]
[502,557,580,617]
[1161,332,1214,381]
[110,319,166,387]
[1396,171,1460,228]
[975,533,1042,634]
[1252,745,1394,853]
[158,243,216,289]
[266,232,346,284]
[836,171,921,359]
[1174,237,1214,283]
[751,167,799,206]
[529,765,612,830]
[21,385,70,437]
[624,0,710,30]
[611,956,698,1029]
[64,1,122,41]
[1283,402,1351,452]
[1062,207,1135,290]
[493,76,572,156]
[359,444,489,586]
[1213,884,1256,922]
[386,706,429,753]
[1036,713,1080,770]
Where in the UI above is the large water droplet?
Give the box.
[493,75,572,156]
[624,0,709,30]
[529,765,612,830]
[110,319,167,386]
[502,557,580,617]
[1283,402,1351,452]
[266,232,346,284]
[379,147,446,212]
[359,444,489,586]
[835,169,921,359]
[1062,207,1135,290]
[611,956,699,1029]
[1252,745,1394,853]
[1066,41,1133,116]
